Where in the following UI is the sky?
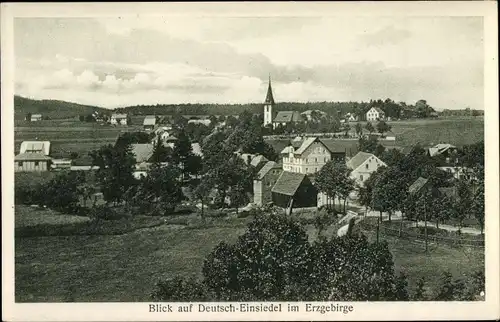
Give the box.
[14,16,484,110]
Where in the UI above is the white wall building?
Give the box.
[366,107,385,122]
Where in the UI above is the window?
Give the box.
[35,161,39,167]
[306,168,309,173]
[18,162,23,167]
[365,164,369,169]
[360,175,364,181]
[324,157,327,162]
[315,158,317,163]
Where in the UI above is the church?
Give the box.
[263,76,304,129]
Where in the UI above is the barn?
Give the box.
[271,171,317,209]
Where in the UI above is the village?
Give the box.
[14,72,486,303]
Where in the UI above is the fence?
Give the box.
[358,219,484,248]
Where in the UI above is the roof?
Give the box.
[130,144,155,163]
[166,135,178,142]
[31,114,42,118]
[320,139,358,156]
[368,107,385,114]
[408,177,429,195]
[143,115,157,126]
[256,161,281,180]
[280,146,294,154]
[15,153,51,161]
[264,77,275,105]
[271,171,306,196]
[20,141,51,156]
[429,143,457,157]
[111,113,128,118]
[273,111,303,123]
[250,155,269,167]
[347,151,376,170]
[191,143,203,157]
[438,186,458,199]
[187,119,211,126]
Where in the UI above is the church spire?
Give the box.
[264,74,275,105]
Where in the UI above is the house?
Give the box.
[301,110,328,122]
[253,161,283,206]
[366,107,385,121]
[250,155,269,171]
[271,171,318,209]
[131,144,155,164]
[438,166,467,180]
[408,177,441,198]
[280,137,346,175]
[29,114,43,122]
[262,76,305,128]
[344,112,358,122]
[347,151,387,186]
[20,141,51,156]
[14,153,51,172]
[110,113,128,125]
[187,119,212,126]
[143,115,157,131]
[427,144,457,158]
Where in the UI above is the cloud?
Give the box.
[359,25,412,47]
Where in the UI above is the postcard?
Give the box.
[1,2,499,321]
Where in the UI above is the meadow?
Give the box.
[14,206,484,302]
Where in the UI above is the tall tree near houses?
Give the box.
[371,166,406,223]
[455,178,473,228]
[432,194,454,229]
[172,130,195,181]
[193,179,213,223]
[151,137,171,164]
[89,144,136,206]
[376,120,391,136]
[471,183,485,234]
[229,184,247,215]
[315,160,354,214]
[354,123,363,137]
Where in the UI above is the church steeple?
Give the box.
[264,74,275,105]
[263,74,274,127]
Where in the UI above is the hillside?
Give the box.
[14,96,109,120]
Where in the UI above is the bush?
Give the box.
[88,205,126,221]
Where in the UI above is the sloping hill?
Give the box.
[14,96,109,120]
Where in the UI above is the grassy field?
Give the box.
[15,206,484,302]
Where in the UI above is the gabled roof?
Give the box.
[143,115,157,126]
[111,113,128,118]
[256,161,281,180]
[368,107,385,114]
[273,111,303,123]
[280,146,294,154]
[408,177,429,195]
[15,152,51,161]
[347,151,380,170]
[131,144,155,163]
[271,171,306,196]
[319,139,356,156]
[20,141,51,156]
[429,143,457,157]
[264,77,275,105]
[250,155,269,167]
[294,137,319,155]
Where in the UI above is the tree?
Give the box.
[152,213,409,301]
[193,179,213,222]
[358,136,378,154]
[412,277,427,300]
[172,130,194,181]
[471,183,484,234]
[364,122,375,134]
[315,160,354,213]
[371,166,407,222]
[229,184,247,215]
[43,171,83,212]
[89,144,136,205]
[79,115,85,122]
[376,120,391,136]
[25,112,32,122]
[151,138,171,164]
[135,164,184,215]
[455,178,473,228]
[354,123,363,137]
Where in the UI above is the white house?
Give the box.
[110,113,128,125]
[143,115,157,130]
[30,114,43,122]
[344,113,358,122]
[347,151,387,186]
[366,107,385,121]
[15,153,51,172]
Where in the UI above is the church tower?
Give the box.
[263,75,275,126]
